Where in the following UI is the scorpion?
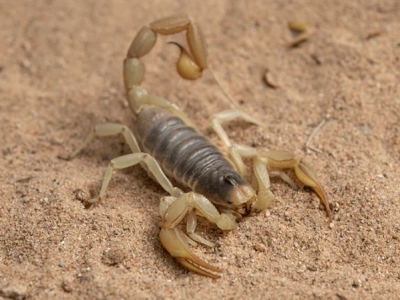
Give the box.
[61,15,331,279]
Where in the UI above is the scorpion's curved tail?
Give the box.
[122,15,207,127]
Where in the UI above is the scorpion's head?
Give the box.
[213,172,275,216]
[198,170,274,216]
[196,170,254,214]
[222,174,255,215]
[202,171,254,215]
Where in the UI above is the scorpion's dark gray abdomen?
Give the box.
[135,106,248,205]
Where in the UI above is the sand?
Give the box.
[1,0,399,299]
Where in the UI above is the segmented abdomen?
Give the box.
[135,106,237,197]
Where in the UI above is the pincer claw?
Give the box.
[159,228,222,279]
[295,160,331,219]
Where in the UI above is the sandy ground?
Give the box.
[1,0,399,299]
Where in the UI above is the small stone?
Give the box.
[352,279,361,288]
[59,260,65,268]
[288,20,309,32]
[101,248,126,266]
[264,70,280,88]
[297,264,307,273]
[73,189,87,202]
[359,123,372,135]
[254,243,266,252]
[61,280,73,293]
[307,265,318,271]
[311,53,322,65]
[336,293,347,300]
[329,222,335,229]
[21,59,31,69]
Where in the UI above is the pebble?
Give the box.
[61,280,73,293]
[336,293,347,300]
[352,279,361,288]
[264,70,280,88]
[254,243,266,252]
[21,59,31,69]
[307,265,318,272]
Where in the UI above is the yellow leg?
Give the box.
[59,123,141,160]
[88,153,182,205]
[209,109,265,177]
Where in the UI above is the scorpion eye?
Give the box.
[224,175,238,187]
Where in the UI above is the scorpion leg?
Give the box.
[59,123,182,199]
[269,170,298,190]
[59,123,141,160]
[88,153,182,205]
[209,110,265,177]
[187,212,215,247]
[251,156,276,211]
[160,192,236,278]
